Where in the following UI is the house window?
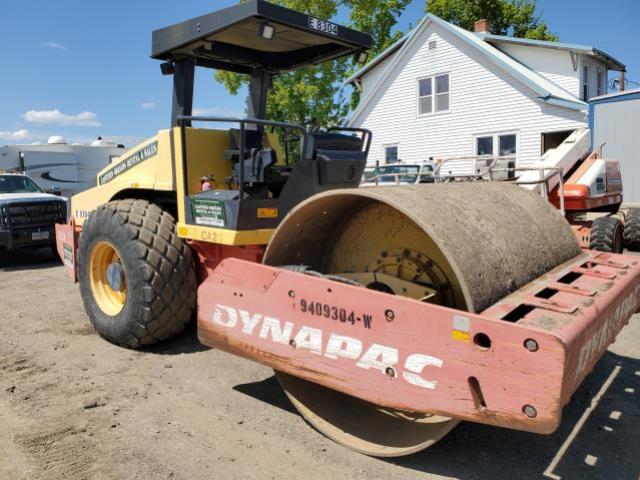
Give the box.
[418,78,432,115]
[499,134,517,156]
[418,74,450,115]
[597,68,604,96]
[475,133,518,176]
[436,75,450,111]
[583,65,589,100]
[384,144,399,164]
[476,136,493,156]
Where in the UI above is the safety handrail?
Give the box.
[436,155,516,178]
[366,170,434,186]
[327,127,373,157]
[179,116,308,134]
[483,165,566,216]
[431,160,566,216]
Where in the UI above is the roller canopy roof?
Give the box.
[151,0,372,74]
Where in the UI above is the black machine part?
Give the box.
[181,116,372,231]
[155,0,375,231]
[151,0,371,73]
[152,0,371,127]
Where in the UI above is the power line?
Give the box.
[609,78,640,90]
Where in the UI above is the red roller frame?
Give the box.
[197,251,640,434]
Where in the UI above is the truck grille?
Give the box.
[1,202,66,227]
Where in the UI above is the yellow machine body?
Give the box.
[70,127,285,246]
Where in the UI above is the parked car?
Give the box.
[361,162,436,186]
[0,173,67,254]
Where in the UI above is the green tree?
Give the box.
[346,0,411,109]
[215,0,410,126]
[425,0,558,41]
[346,0,411,58]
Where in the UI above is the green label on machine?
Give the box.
[98,141,158,185]
[192,198,226,227]
[63,243,74,268]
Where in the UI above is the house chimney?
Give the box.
[474,19,491,34]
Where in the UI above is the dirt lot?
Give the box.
[0,249,638,480]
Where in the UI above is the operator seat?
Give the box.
[224,129,276,184]
[310,132,366,185]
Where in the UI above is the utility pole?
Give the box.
[619,71,626,92]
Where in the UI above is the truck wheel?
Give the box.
[589,216,624,253]
[77,199,196,348]
[624,208,640,252]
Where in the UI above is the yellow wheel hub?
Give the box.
[89,241,127,316]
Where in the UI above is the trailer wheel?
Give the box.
[589,216,624,253]
[77,199,196,348]
[623,208,640,252]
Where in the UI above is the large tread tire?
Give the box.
[589,216,624,253]
[624,208,640,252]
[77,199,196,348]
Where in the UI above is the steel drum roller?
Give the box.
[264,183,581,456]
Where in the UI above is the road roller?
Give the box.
[56,1,640,457]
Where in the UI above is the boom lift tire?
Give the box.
[623,208,640,252]
[77,199,196,348]
[589,216,624,253]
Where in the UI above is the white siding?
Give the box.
[581,56,608,100]
[593,96,640,202]
[350,22,587,173]
[493,43,580,97]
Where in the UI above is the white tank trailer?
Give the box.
[0,136,126,198]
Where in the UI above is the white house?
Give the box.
[347,15,626,175]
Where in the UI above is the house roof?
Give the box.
[347,13,624,122]
[478,33,626,72]
[347,13,625,122]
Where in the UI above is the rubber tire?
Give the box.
[624,208,640,252]
[77,199,196,348]
[589,216,624,253]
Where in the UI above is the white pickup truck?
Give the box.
[0,173,67,253]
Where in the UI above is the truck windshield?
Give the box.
[376,165,421,183]
[0,175,44,194]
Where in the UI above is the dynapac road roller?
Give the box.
[56,0,640,457]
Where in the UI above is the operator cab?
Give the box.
[152,0,372,231]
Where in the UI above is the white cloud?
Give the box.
[140,102,156,110]
[40,41,67,51]
[0,129,33,142]
[23,109,102,127]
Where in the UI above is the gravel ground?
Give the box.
[0,249,638,480]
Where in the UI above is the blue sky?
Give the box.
[0,0,637,146]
